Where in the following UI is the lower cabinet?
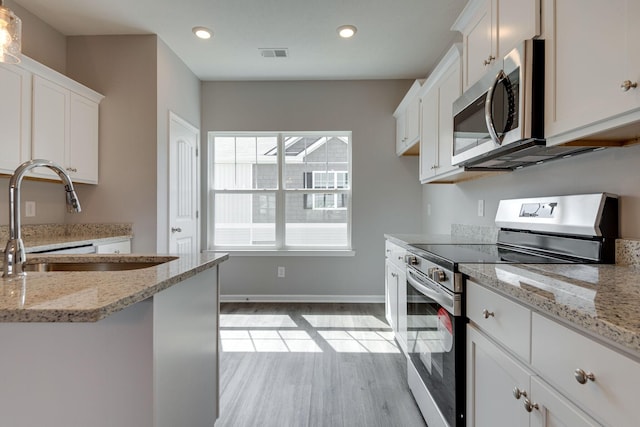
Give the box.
[95,239,132,254]
[385,240,407,353]
[467,325,599,427]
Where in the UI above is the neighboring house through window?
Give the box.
[208,132,352,251]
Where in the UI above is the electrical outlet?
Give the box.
[277,266,285,278]
[477,199,484,217]
[25,201,36,217]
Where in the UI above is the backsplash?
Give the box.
[0,223,132,242]
[615,239,640,266]
[451,224,499,243]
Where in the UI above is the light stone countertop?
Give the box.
[459,263,640,359]
[0,252,228,323]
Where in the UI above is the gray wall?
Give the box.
[65,35,159,252]
[202,80,423,300]
[156,39,201,252]
[423,144,640,238]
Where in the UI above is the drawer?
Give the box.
[467,281,531,362]
[385,240,407,269]
[532,312,640,427]
[95,240,131,254]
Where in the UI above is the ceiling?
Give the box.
[13,0,468,81]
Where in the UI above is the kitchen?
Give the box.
[0,0,639,426]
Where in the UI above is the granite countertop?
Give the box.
[384,233,491,248]
[0,252,228,323]
[460,263,640,359]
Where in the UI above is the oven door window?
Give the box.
[407,279,460,426]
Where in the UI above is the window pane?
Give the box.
[284,135,350,189]
[285,193,349,247]
[214,193,276,246]
[213,135,278,190]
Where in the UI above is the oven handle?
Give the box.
[407,269,456,316]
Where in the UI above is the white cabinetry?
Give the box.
[0,63,31,175]
[543,0,640,146]
[0,55,103,184]
[394,79,424,156]
[452,0,540,90]
[419,45,464,183]
[385,240,407,352]
[467,280,639,426]
[95,239,132,254]
[31,70,103,184]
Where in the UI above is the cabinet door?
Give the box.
[419,86,439,180]
[405,95,421,147]
[396,268,407,353]
[31,75,68,179]
[436,59,462,175]
[385,261,399,330]
[467,325,530,427]
[0,64,31,174]
[497,0,540,58]
[69,93,99,184]
[544,0,638,141]
[464,0,496,89]
[529,377,599,427]
[395,113,407,155]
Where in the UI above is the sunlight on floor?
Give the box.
[220,314,399,354]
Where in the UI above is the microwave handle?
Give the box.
[485,69,515,145]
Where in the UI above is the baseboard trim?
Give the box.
[220,294,385,303]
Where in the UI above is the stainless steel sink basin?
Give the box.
[23,260,167,272]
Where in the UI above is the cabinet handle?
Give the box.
[621,80,638,92]
[574,368,595,384]
[523,398,539,413]
[482,309,495,319]
[397,256,403,261]
[171,227,182,233]
[391,272,397,278]
[512,387,527,400]
[386,249,391,254]
[66,167,78,173]
[483,55,495,66]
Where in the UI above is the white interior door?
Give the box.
[169,113,200,254]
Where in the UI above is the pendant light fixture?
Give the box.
[0,0,21,63]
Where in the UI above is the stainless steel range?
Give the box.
[403,193,618,427]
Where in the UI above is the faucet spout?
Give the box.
[3,159,82,279]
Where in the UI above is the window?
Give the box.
[208,132,351,251]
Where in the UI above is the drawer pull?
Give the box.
[482,309,495,319]
[574,368,595,384]
[512,387,527,400]
[523,398,539,413]
[621,80,638,92]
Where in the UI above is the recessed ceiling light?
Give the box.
[192,26,212,40]
[337,25,357,39]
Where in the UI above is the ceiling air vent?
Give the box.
[259,48,289,58]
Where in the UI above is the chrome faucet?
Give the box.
[3,159,82,278]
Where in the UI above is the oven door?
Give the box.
[406,267,465,427]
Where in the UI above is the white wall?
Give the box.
[65,35,159,252]
[201,80,423,300]
[423,144,640,238]
[156,39,201,253]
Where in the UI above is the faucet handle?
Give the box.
[66,189,82,213]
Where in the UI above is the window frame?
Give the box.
[208,131,353,253]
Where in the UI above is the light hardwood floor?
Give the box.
[217,302,426,427]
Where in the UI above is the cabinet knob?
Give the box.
[512,387,527,400]
[66,167,78,173]
[391,272,397,278]
[523,398,539,413]
[574,368,595,384]
[483,55,495,66]
[621,80,638,92]
[482,309,495,319]
[171,227,182,233]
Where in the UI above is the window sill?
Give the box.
[203,249,355,257]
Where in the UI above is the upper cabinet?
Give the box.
[452,0,541,90]
[543,0,640,146]
[419,45,464,183]
[394,79,424,156]
[0,64,31,175]
[0,56,103,184]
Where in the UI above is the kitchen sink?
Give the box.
[23,259,172,272]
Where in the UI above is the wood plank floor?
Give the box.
[217,302,426,427]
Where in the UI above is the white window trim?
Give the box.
[208,131,352,253]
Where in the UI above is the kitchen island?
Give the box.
[0,252,228,427]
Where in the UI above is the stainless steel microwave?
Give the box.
[452,39,547,170]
